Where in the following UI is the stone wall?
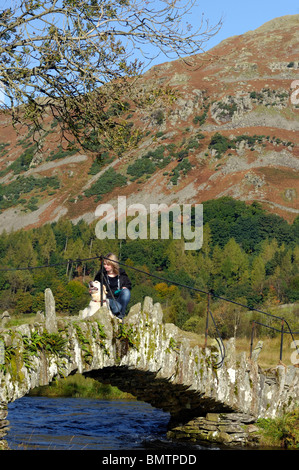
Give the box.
[167,412,261,448]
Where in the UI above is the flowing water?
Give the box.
[6,396,210,451]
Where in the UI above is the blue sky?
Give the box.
[198,0,299,50]
[146,0,299,67]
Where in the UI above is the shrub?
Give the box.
[127,146,170,181]
[193,111,207,126]
[84,168,127,200]
[127,157,156,180]
[208,133,234,158]
[257,409,299,449]
[0,175,60,211]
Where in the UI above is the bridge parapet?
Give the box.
[0,295,298,449]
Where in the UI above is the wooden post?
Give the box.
[250,321,255,359]
[204,293,210,349]
[280,319,285,362]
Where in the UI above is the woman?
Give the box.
[94,253,131,320]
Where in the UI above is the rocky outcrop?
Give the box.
[0,294,298,449]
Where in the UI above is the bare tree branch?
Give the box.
[0,0,222,156]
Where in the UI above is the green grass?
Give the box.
[29,373,135,400]
[256,409,299,449]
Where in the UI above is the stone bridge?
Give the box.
[0,292,298,449]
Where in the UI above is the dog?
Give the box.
[81,280,108,319]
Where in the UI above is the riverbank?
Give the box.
[28,372,135,400]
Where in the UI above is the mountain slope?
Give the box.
[0,14,298,233]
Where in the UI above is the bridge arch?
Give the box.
[1,296,298,449]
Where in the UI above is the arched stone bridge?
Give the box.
[0,293,298,449]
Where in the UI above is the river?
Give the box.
[6,396,213,451]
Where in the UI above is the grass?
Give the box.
[256,409,299,449]
[234,334,298,368]
[29,373,135,400]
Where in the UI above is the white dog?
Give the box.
[81,280,108,319]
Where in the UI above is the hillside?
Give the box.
[0,14,298,233]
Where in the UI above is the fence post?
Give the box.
[280,319,285,362]
[250,321,255,359]
[204,293,210,348]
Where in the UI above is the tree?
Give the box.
[66,280,90,314]
[292,216,299,243]
[221,238,249,287]
[15,291,34,314]
[169,290,188,328]
[154,282,178,302]
[250,256,266,292]
[52,218,73,252]
[37,224,57,264]
[0,0,221,157]
[2,231,37,277]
